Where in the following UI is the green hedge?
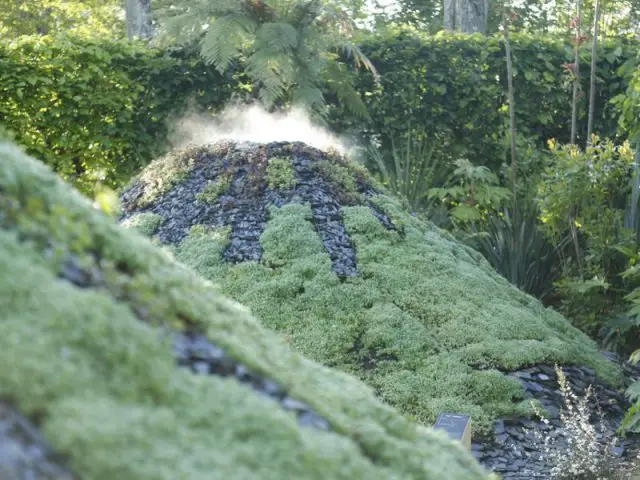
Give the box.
[1,32,637,194]
[0,36,242,194]
[618,52,640,142]
[332,30,638,170]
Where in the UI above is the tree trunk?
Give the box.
[444,0,488,33]
[570,0,582,145]
[504,15,517,195]
[586,0,601,146]
[126,0,153,40]
[443,0,456,30]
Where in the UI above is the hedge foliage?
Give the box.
[0,36,244,194]
[335,29,639,170]
[617,51,640,142]
[1,31,637,193]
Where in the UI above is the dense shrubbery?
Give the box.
[338,29,638,171]
[0,36,243,194]
[1,31,637,195]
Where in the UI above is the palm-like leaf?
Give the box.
[155,0,376,116]
[464,201,570,299]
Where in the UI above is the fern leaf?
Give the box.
[325,62,370,120]
[621,401,640,433]
[628,381,640,401]
[255,22,298,53]
[247,51,292,108]
[200,15,249,72]
[341,41,379,83]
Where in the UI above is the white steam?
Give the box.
[167,105,348,154]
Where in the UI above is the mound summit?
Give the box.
[120,140,622,436]
[0,141,490,479]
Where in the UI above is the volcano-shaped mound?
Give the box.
[120,141,622,437]
[0,141,491,479]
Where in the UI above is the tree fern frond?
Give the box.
[291,70,325,110]
[255,22,298,53]
[200,14,253,71]
[341,42,379,83]
[247,52,292,108]
[325,62,370,120]
[158,0,374,118]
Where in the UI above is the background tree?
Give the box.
[0,0,124,38]
[155,0,377,120]
[443,0,489,33]
[125,0,154,39]
[586,0,602,145]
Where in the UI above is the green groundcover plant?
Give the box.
[0,140,495,479]
[122,142,622,436]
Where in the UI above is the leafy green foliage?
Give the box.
[617,51,640,143]
[331,29,638,171]
[537,138,635,278]
[463,201,570,300]
[0,0,124,38]
[0,35,242,195]
[534,137,636,338]
[617,246,640,433]
[367,129,452,214]
[266,156,296,190]
[428,159,512,225]
[156,0,377,119]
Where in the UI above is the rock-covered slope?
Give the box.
[0,141,491,480]
[120,140,622,437]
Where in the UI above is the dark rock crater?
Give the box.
[119,141,397,278]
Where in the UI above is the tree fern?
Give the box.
[201,15,255,71]
[155,0,377,117]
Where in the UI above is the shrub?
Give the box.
[536,137,636,330]
[463,200,569,300]
[0,35,242,195]
[331,30,638,171]
[366,128,453,215]
[428,158,512,225]
[530,366,635,479]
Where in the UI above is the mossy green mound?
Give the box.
[120,141,622,437]
[0,141,491,479]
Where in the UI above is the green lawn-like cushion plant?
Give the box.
[120,141,623,437]
[0,140,493,479]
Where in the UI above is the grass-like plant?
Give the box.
[463,199,569,300]
[367,129,451,216]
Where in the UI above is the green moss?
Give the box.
[314,160,361,203]
[172,199,622,437]
[266,156,297,190]
[0,141,490,479]
[121,212,164,237]
[196,172,234,204]
[126,146,205,208]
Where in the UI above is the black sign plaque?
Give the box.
[434,413,471,450]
